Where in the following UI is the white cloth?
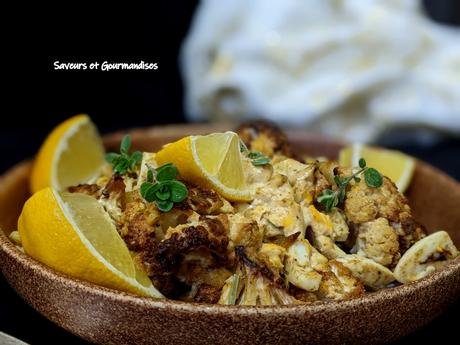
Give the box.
[180,0,460,142]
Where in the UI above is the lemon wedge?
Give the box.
[18,188,163,298]
[339,143,415,192]
[155,132,252,201]
[30,114,105,194]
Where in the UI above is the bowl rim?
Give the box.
[1,126,459,316]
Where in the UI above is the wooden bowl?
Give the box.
[1,124,459,345]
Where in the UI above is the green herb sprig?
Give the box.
[317,158,383,212]
[240,141,270,166]
[140,163,188,212]
[106,135,142,175]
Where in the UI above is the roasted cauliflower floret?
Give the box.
[258,243,287,272]
[285,239,326,292]
[273,158,316,203]
[353,218,400,267]
[227,213,263,251]
[232,246,300,305]
[315,260,365,300]
[243,158,273,185]
[184,184,233,214]
[235,120,292,157]
[249,173,306,237]
[285,237,363,301]
[302,204,347,259]
[343,175,425,253]
[142,215,230,296]
[238,273,294,306]
[344,176,409,224]
[286,261,322,293]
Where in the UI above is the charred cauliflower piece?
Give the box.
[316,260,365,300]
[233,246,300,305]
[68,183,101,197]
[141,215,230,296]
[353,218,400,267]
[184,183,233,215]
[235,120,292,157]
[238,273,279,305]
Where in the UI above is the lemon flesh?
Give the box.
[155,131,252,201]
[31,114,105,193]
[18,188,163,298]
[339,143,415,192]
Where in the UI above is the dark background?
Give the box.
[2,1,459,344]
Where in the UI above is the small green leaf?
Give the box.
[140,182,156,202]
[120,135,131,155]
[156,200,174,212]
[364,168,383,188]
[156,163,178,181]
[105,153,120,164]
[139,163,189,212]
[140,182,151,196]
[251,157,270,166]
[359,158,366,169]
[131,151,142,163]
[147,168,154,183]
[354,176,361,183]
[247,152,261,159]
[317,189,333,200]
[248,151,270,166]
[153,182,170,200]
[156,163,173,170]
[169,180,188,203]
[114,161,129,174]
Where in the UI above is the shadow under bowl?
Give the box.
[0,124,459,345]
